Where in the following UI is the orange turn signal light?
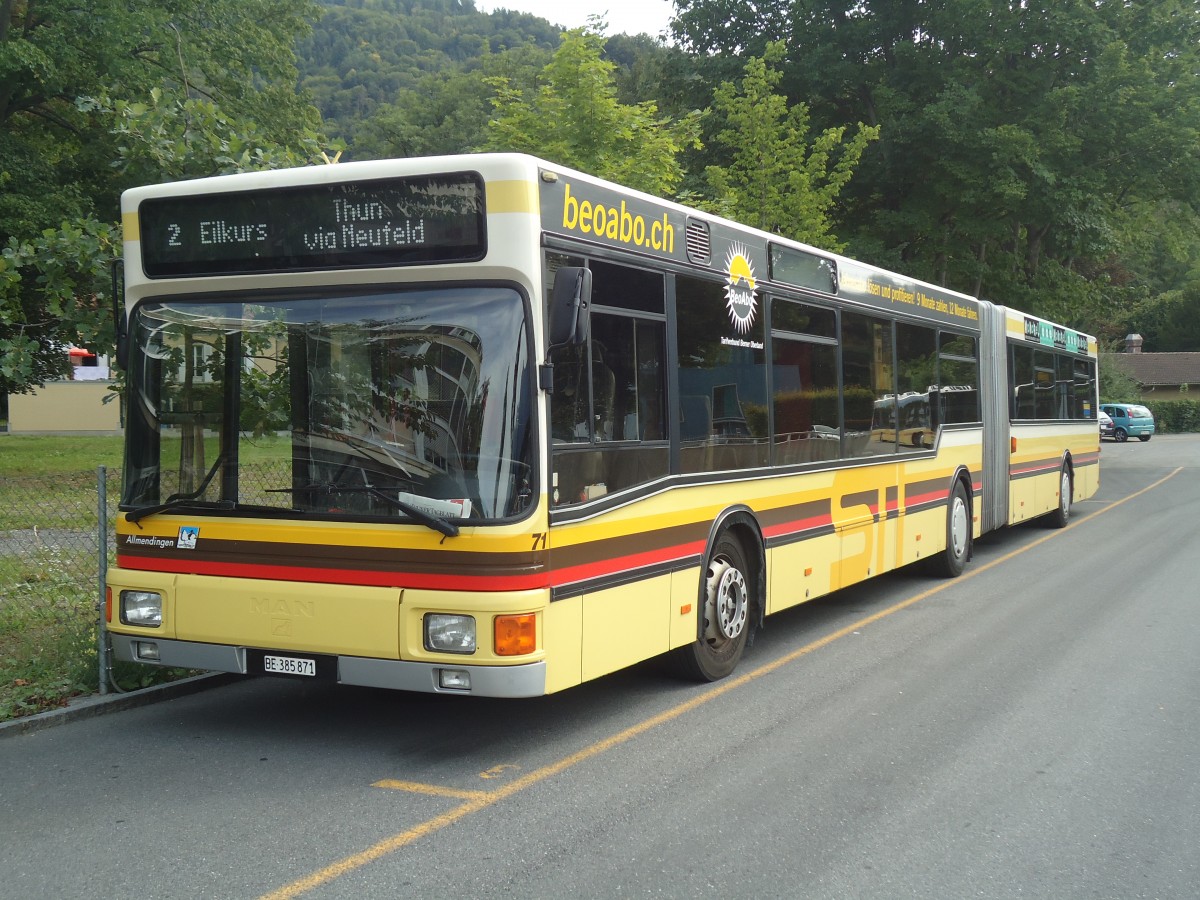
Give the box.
[494,614,537,656]
[105,586,112,623]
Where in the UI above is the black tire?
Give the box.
[1114,428,1128,442]
[668,535,752,681]
[1046,464,1072,529]
[1138,433,1151,442]
[924,480,970,578]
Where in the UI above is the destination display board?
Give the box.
[138,173,486,278]
[1023,315,1090,354]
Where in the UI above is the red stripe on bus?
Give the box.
[903,488,947,507]
[1010,463,1058,476]
[119,538,708,593]
[548,540,708,588]
[762,514,834,540]
[117,554,551,591]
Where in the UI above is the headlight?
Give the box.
[424,613,476,654]
[121,590,163,627]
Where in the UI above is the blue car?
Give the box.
[1100,403,1155,442]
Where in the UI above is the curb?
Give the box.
[0,673,241,739]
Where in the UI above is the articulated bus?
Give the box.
[105,153,1099,696]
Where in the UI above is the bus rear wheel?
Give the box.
[924,480,970,578]
[668,535,752,681]
[1047,464,1072,529]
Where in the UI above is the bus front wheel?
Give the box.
[925,480,970,578]
[669,535,752,681]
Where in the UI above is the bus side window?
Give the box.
[895,322,938,450]
[1034,350,1057,419]
[1073,358,1095,419]
[938,333,979,424]
[770,298,839,465]
[842,310,894,458]
[551,261,669,504]
[676,274,769,473]
[1011,345,1036,419]
[549,342,591,442]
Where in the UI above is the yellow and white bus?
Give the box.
[105,153,1099,696]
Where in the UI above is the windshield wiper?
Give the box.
[126,498,302,526]
[126,449,306,525]
[128,454,227,527]
[277,484,459,538]
[365,487,459,538]
[127,498,235,525]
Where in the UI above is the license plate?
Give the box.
[263,654,316,677]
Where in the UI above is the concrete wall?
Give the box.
[6,382,122,434]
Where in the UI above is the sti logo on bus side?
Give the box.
[560,183,676,255]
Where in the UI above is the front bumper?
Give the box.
[109,634,547,697]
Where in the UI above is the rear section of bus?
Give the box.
[977,304,1099,530]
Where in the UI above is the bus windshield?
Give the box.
[122,286,534,524]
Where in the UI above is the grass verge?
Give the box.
[0,436,193,721]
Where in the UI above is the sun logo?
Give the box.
[724,243,758,334]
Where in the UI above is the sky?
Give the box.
[475,0,676,39]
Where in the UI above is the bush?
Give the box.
[1141,398,1200,434]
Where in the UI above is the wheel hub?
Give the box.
[707,558,748,641]
[950,496,968,557]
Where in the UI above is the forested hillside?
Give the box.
[296,0,562,141]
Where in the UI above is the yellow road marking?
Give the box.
[260,468,1181,900]
[479,763,520,779]
[372,780,490,801]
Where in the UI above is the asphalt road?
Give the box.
[3,435,1198,899]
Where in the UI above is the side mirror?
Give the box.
[548,266,591,349]
[110,258,128,371]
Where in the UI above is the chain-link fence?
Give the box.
[0,468,118,719]
[0,457,314,720]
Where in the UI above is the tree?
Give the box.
[700,43,878,250]
[0,95,331,396]
[92,90,330,183]
[354,44,550,159]
[0,219,119,390]
[1098,352,1142,403]
[673,1,1200,336]
[1,0,321,232]
[0,0,326,395]
[482,26,701,197]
